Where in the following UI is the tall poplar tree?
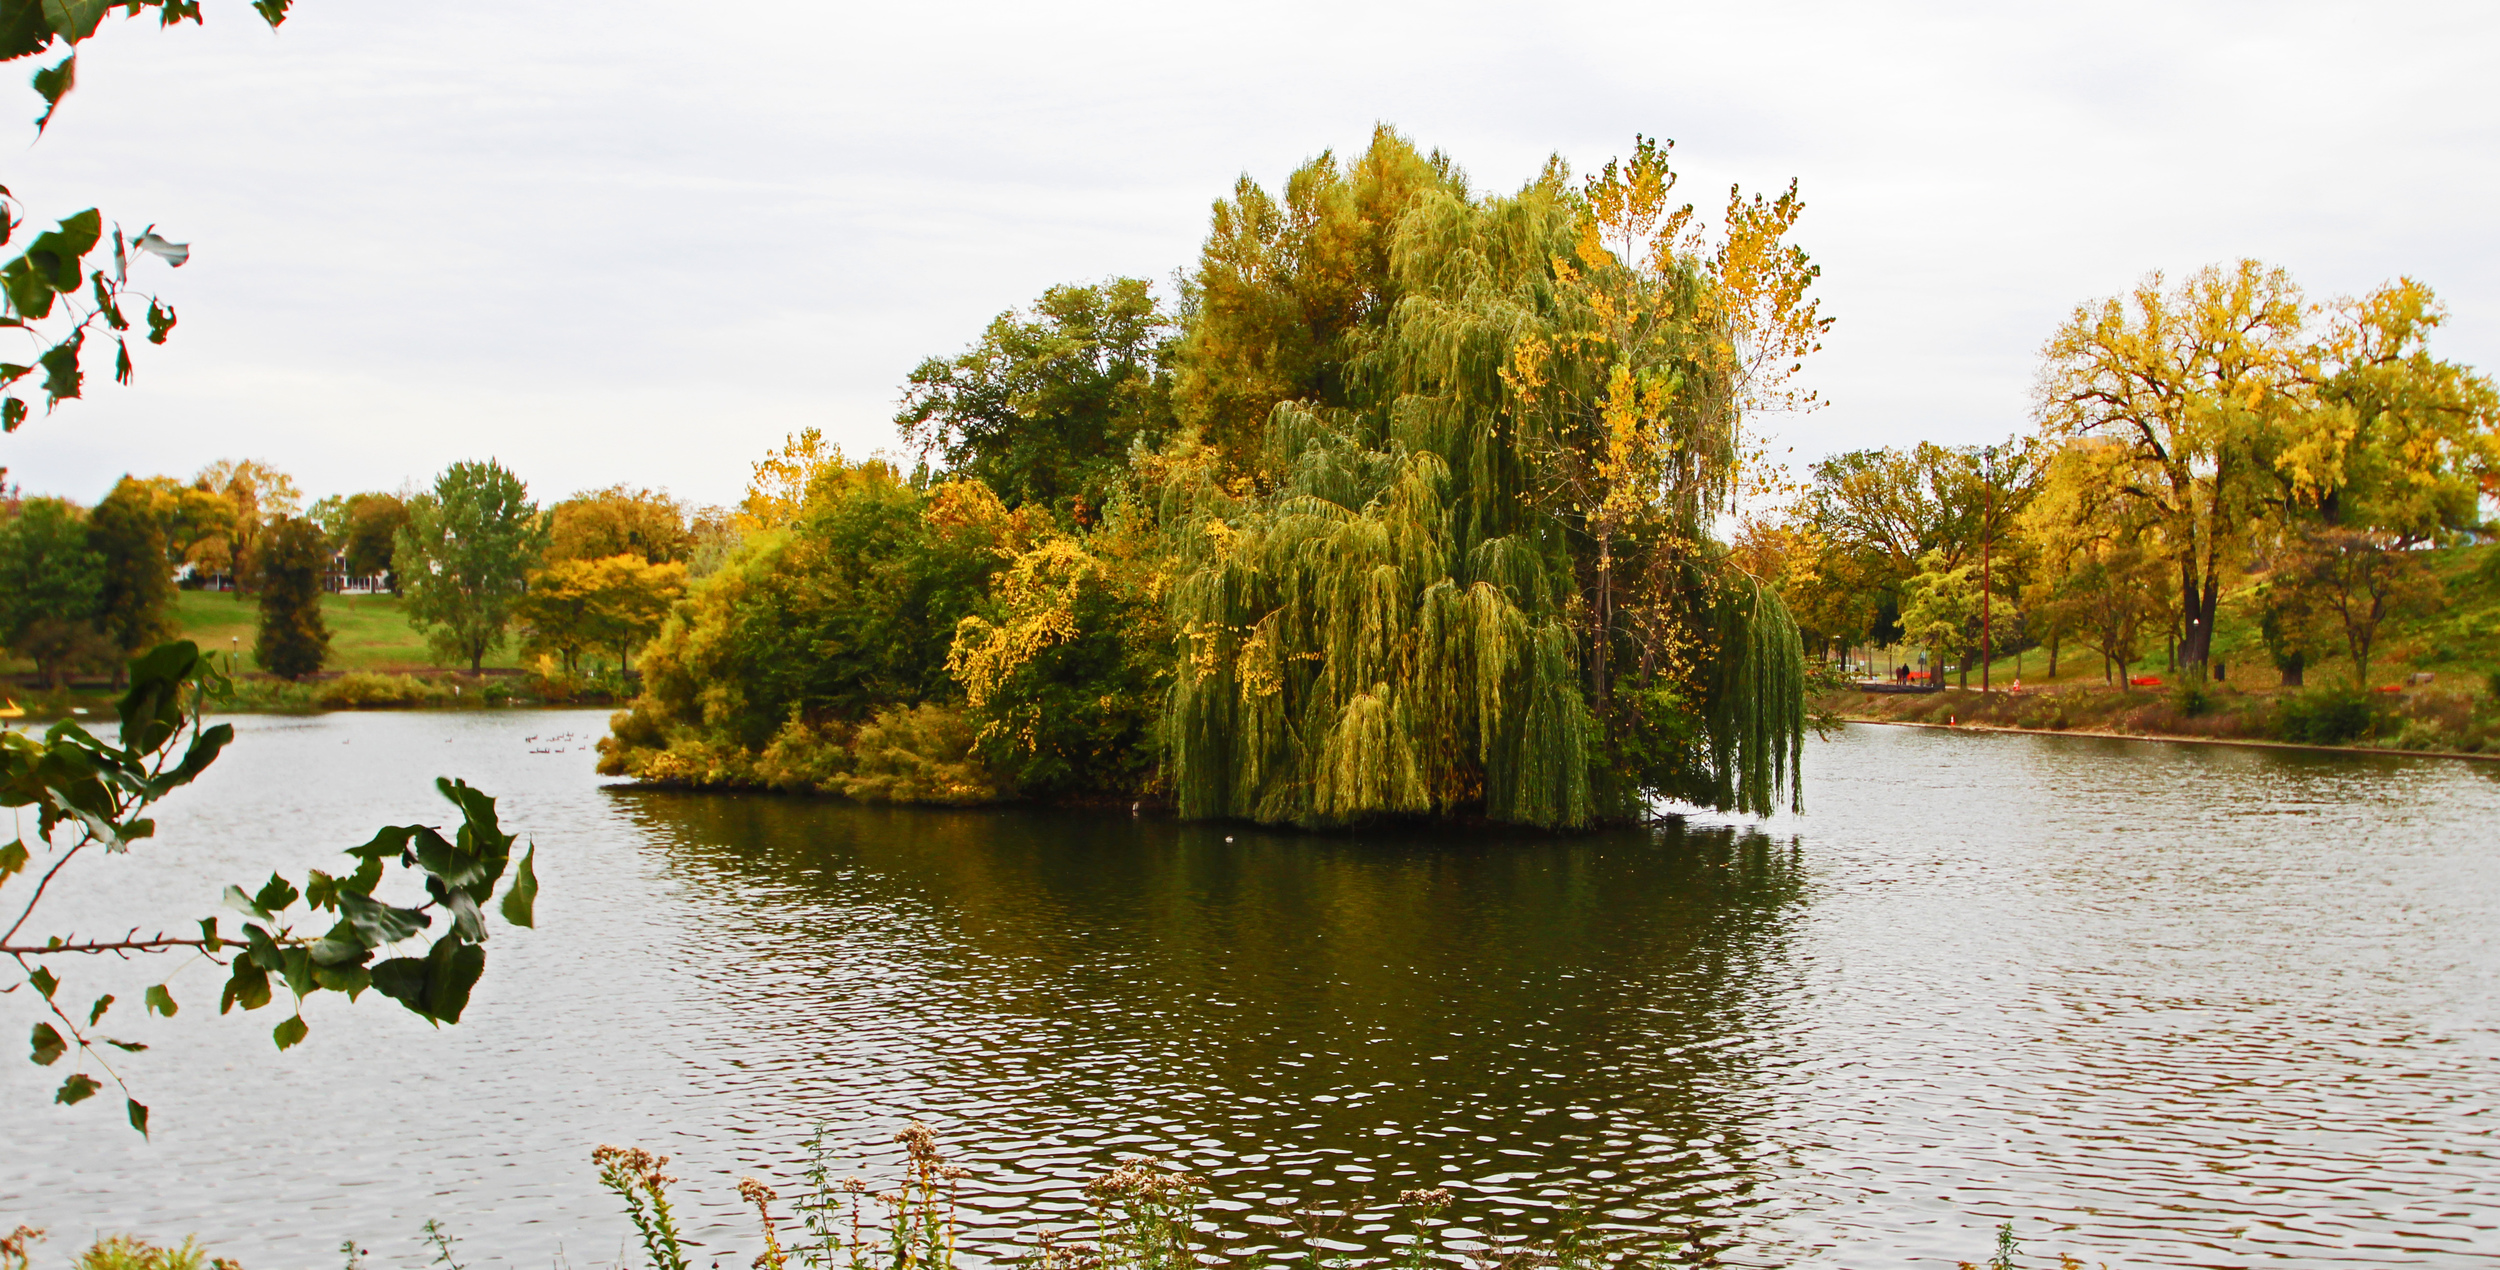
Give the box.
[253,514,331,679]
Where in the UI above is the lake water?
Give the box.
[4,710,2496,1269]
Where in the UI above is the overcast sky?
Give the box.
[1,0,2492,509]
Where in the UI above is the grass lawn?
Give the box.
[170,590,523,673]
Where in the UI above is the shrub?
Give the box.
[315,672,447,709]
[213,677,321,713]
[2271,688,2381,745]
[836,703,1005,804]
[73,1235,222,1270]
[756,717,855,792]
[2170,681,2218,718]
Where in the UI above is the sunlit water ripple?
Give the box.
[4,711,2495,1268]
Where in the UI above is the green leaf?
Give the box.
[144,298,174,345]
[29,965,58,999]
[91,271,125,329]
[55,1072,99,1105]
[37,327,80,404]
[0,840,26,885]
[28,49,70,133]
[251,0,289,27]
[30,1022,65,1065]
[336,888,428,946]
[86,992,111,1025]
[343,824,415,865]
[0,2,54,62]
[31,209,99,287]
[222,883,272,922]
[271,1014,307,1051]
[279,945,316,999]
[409,825,483,889]
[40,0,106,42]
[312,961,370,999]
[304,869,338,911]
[445,888,485,943]
[252,872,300,916]
[112,336,129,385]
[218,959,269,1014]
[242,922,283,972]
[367,956,426,1020]
[423,934,485,1024]
[117,640,199,755]
[149,722,231,796]
[499,845,537,928]
[197,915,221,953]
[101,1037,144,1052]
[371,935,486,1025]
[144,984,177,1017]
[3,395,26,431]
[127,1097,149,1137]
[1,258,50,322]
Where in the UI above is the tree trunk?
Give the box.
[2281,656,2304,688]
[1592,528,1612,729]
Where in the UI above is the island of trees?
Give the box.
[581,131,1831,829]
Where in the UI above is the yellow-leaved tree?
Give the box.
[2035,260,2306,673]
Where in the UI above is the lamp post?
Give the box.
[1981,446,1996,694]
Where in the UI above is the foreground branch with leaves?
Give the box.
[3,640,534,1134]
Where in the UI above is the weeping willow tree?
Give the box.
[1158,130,1824,828]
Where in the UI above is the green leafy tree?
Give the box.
[252,514,330,679]
[947,525,1169,798]
[1899,550,1979,686]
[87,476,177,666]
[626,461,1015,750]
[0,496,105,687]
[2294,526,2437,689]
[342,492,410,588]
[128,474,235,578]
[896,279,1174,515]
[396,460,545,673]
[2244,550,2333,687]
[516,553,687,675]
[4,642,536,1134]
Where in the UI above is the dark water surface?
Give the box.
[5,711,2496,1268]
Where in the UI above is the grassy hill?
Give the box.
[1884,542,2500,696]
[2,590,525,680]
[167,590,525,673]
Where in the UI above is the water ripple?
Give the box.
[3,714,2495,1268]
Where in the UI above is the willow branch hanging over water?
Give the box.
[1157,130,1821,827]
[602,128,1822,827]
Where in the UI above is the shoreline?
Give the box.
[1844,714,2500,763]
